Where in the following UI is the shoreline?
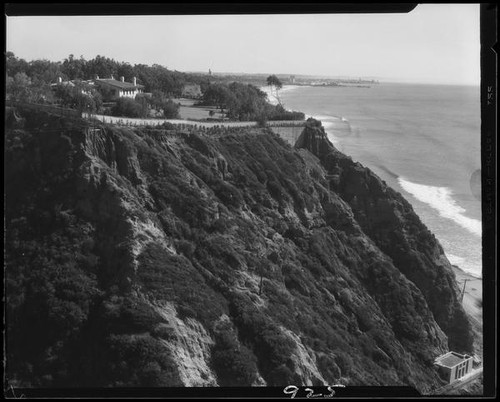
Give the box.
[277,84,483,370]
[309,107,484,354]
[451,263,482,280]
[317,120,482,279]
[314,110,484,357]
[451,264,482,359]
[259,85,302,106]
[451,264,482,318]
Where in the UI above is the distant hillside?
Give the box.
[5,108,472,391]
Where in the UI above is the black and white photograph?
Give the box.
[4,3,496,398]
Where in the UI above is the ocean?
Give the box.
[272,83,482,278]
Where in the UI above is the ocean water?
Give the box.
[274,83,482,277]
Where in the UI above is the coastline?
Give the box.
[259,84,302,106]
[451,264,483,359]
[268,86,483,343]
[311,102,484,359]
[288,84,482,277]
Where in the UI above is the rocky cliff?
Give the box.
[295,119,474,354]
[5,110,473,392]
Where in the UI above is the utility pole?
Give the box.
[460,279,469,303]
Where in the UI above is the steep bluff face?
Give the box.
[5,111,471,391]
[295,119,474,353]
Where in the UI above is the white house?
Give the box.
[94,76,144,100]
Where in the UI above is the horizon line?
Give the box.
[6,51,479,87]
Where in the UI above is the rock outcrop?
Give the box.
[5,110,473,392]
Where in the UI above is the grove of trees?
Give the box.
[5,52,196,116]
[111,94,180,119]
[5,52,303,122]
[199,81,304,123]
[53,81,103,114]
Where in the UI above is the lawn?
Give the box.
[173,98,226,121]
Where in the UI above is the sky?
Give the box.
[6,4,480,85]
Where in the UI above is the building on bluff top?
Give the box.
[94,75,145,101]
[51,75,146,102]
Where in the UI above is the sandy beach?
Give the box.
[451,265,483,358]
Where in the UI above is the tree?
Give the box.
[202,84,234,116]
[266,75,283,106]
[135,95,150,118]
[29,59,65,83]
[160,99,180,119]
[111,98,147,118]
[116,63,135,82]
[84,54,118,80]
[53,82,100,114]
[6,72,34,102]
[147,91,180,119]
[62,54,86,80]
[199,81,299,122]
[6,52,30,77]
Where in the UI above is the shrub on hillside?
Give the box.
[211,326,260,386]
[111,98,147,118]
[228,294,297,384]
[96,334,182,386]
[213,180,243,208]
[268,105,305,121]
[137,243,227,327]
[159,99,180,119]
[146,92,180,119]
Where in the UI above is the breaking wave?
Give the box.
[398,177,482,237]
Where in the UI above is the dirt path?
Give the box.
[85,113,306,130]
[86,113,259,128]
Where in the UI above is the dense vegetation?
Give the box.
[110,94,180,119]
[5,52,198,117]
[199,81,305,122]
[5,109,472,391]
[6,53,302,122]
[6,52,206,96]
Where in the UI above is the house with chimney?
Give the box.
[94,76,145,101]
